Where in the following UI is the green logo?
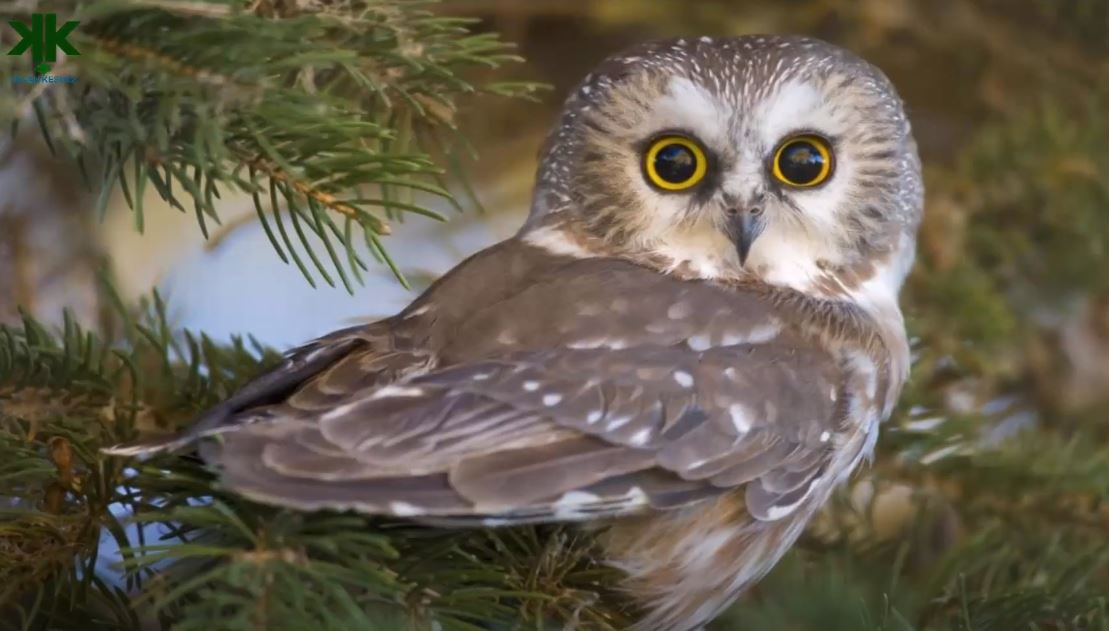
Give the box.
[7,13,80,74]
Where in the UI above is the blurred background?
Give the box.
[2,0,1108,628]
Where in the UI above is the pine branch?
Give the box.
[0,0,543,289]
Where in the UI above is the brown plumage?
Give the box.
[107,34,922,630]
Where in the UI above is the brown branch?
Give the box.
[90,36,235,89]
[246,157,393,235]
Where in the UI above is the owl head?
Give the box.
[527,35,923,312]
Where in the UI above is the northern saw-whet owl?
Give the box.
[109,35,923,630]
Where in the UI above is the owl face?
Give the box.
[531,36,923,306]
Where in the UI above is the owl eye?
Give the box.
[643,136,708,191]
[772,135,834,187]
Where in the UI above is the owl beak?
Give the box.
[726,208,766,267]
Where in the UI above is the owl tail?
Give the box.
[103,335,363,459]
[101,402,240,459]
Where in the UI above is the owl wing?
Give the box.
[204,324,849,525]
[109,243,867,525]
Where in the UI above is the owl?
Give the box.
[109,35,922,630]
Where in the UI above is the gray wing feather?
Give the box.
[109,246,861,526]
[208,338,844,524]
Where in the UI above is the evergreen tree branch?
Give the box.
[0,0,543,289]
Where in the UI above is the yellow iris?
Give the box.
[644,136,708,191]
[772,135,834,187]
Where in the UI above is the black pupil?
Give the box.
[778,141,825,184]
[654,143,698,184]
